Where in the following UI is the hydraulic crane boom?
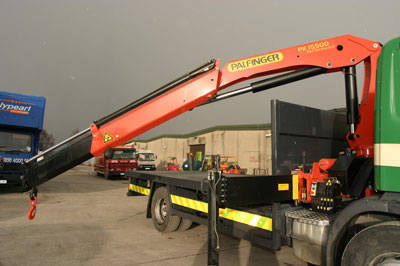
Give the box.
[24,60,218,187]
[24,34,381,191]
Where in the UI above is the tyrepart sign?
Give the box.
[0,101,32,115]
[0,91,46,130]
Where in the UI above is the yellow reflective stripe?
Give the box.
[292,174,299,200]
[170,195,208,213]
[249,215,261,226]
[128,184,150,196]
[171,194,273,231]
[219,208,272,231]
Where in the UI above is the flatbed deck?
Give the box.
[126,170,210,191]
[127,170,295,206]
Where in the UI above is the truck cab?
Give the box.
[94,145,137,179]
[137,150,156,170]
[0,91,45,189]
[0,130,36,184]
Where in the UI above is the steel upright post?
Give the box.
[208,155,220,266]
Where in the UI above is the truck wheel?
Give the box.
[151,187,181,233]
[341,221,400,266]
[177,218,193,231]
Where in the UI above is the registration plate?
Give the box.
[0,180,7,184]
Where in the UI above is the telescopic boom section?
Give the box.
[25,35,381,188]
[25,60,219,187]
[89,60,220,157]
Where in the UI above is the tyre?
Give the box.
[177,218,193,231]
[151,187,181,233]
[341,221,400,266]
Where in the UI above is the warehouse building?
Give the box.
[131,124,272,175]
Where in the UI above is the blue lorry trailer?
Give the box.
[0,91,45,188]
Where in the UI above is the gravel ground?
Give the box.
[0,165,306,266]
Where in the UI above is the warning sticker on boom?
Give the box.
[103,132,114,143]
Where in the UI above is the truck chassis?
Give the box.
[126,170,400,266]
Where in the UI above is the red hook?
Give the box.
[27,187,38,220]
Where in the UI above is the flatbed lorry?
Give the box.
[0,91,45,190]
[22,35,400,266]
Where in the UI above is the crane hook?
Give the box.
[27,187,38,220]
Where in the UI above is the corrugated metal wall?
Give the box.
[131,125,272,175]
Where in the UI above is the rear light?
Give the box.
[111,160,118,163]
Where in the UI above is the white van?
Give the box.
[137,150,156,170]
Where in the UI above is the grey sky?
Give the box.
[0,0,399,142]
